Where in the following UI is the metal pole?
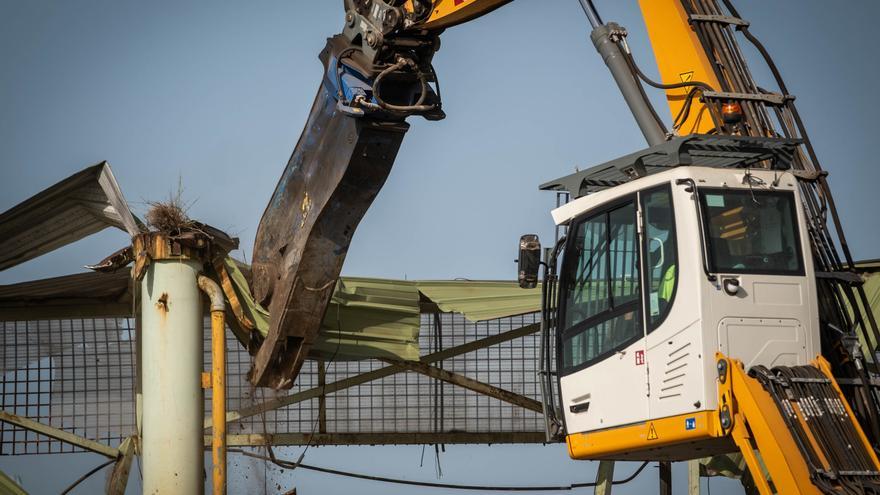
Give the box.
[577,0,603,29]
[199,275,227,495]
[594,460,614,495]
[688,460,701,495]
[659,461,672,495]
[141,255,204,494]
[590,22,667,146]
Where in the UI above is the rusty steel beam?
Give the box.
[0,409,119,458]
[317,360,327,434]
[381,359,543,413]
[107,436,137,495]
[249,39,410,389]
[207,323,540,428]
[217,431,548,447]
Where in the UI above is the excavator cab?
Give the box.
[530,135,880,493]
[536,135,818,458]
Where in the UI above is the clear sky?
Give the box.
[1,0,878,493]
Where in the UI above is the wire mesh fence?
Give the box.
[1,318,136,454]
[1,311,552,455]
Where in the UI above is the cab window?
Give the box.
[560,200,641,373]
[699,189,803,275]
[643,185,677,329]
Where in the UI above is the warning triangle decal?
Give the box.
[647,422,659,441]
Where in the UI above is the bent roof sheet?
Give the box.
[0,271,541,324]
[416,280,541,321]
[0,162,142,271]
[0,267,540,362]
[849,262,880,361]
[0,271,132,320]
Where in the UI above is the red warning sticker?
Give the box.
[635,350,645,366]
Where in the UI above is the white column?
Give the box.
[141,258,204,494]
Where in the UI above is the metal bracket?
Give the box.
[816,270,865,285]
[702,90,794,106]
[788,377,832,384]
[790,169,829,181]
[688,14,750,28]
[835,377,880,387]
[342,0,404,65]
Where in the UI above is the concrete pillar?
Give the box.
[141,257,204,494]
[688,460,701,494]
[594,460,615,495]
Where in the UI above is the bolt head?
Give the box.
[719,408,732,429]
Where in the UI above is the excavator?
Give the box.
[247,0,880,492]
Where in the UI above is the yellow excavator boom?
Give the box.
[717,353,880,494]
[409,0,512,31]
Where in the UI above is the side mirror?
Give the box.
[517,234,541,289]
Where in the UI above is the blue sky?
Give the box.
[1,0,878,493]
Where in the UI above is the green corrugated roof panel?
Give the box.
[847,262,880,362]
[223,260,422,361]
[222,257,541,361]
[416,280,541,322]
[313,277,421,361]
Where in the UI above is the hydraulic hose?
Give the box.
[372,56,437,113]
[623,50,715,93]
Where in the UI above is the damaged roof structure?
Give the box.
[6,163,880,380]
[0,164,542,372]
[0,162,142,271]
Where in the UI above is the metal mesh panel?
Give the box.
[1,311,550,454]
[1,318,136,454]
[217,312,545,437]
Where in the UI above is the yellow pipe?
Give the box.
[198,275,227,495]
[210,309,226,495]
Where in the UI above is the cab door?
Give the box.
[557,197,648,434]
[698,187,816,369]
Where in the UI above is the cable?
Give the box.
[619,48,719,132]
[60,457,117,495]
[672,86,704,131]
[629,55,670,135]
[622,50,714,93]
[338,51,438,115]
[372,56,437,113]
[230,449,649,492]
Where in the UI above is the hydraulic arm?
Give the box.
[717,354,880,494]
[249,1,449,387]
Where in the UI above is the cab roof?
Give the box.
[540,134,801,199]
